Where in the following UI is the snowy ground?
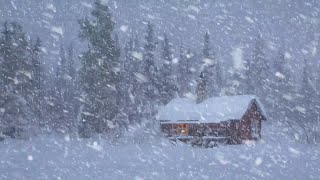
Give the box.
[1,123,319,180]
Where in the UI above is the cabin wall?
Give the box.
[160,121,242,144]
[227,120,242,144]
[240,102,263,141]
[240,116,251,140]
[161,123,227,136]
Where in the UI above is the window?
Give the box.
[177,124,189,135]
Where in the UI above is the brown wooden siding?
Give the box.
[240,101,263,140]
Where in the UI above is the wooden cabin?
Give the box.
[157,95,267,146]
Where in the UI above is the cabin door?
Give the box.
[250,119,259,139]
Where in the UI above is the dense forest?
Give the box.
[0,0,320,144]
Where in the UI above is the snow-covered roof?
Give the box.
[157,95,265,123]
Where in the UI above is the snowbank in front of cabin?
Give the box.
[0,123,319,180]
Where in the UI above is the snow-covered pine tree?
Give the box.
[78,0,121,137]
[111,110,129,139]
[29,37,43,128]
[295,59,319,143]
[273,49,287,89]
[244,56,255,95]
[114,33,122,102]
[247,34,270,97]
[271,48,294,121]
[129,35,145,123]
[317,61,320,93]
[51,43,78,133]
[177,46,193,97]
[121,38,134,120]
[158,33,178,105]
[299,59,317,122]
[44,44,66,132]
[314,43,320,132]
[203,32,211,60]
[3,22,33,99]
[0,21,35,138]
[196,72,208,104]
[201,32,220,97]
[121,35,142,123]
[66,43,79,133]
[139,22,160,119]
[67,43,76,83]
[316,59,320,129]
[58,44,68,122]
[215,58,223,95]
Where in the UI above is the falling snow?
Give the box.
[0,0,320,179]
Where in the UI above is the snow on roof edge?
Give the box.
[246,98,268,120]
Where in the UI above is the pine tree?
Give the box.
[201,32,220,97]
[0,21,17,92]
[315,44,320,127]
[243,57,254,94]
[299,59,317,122]
[203,32,210,59]
[121,35,144,123]
[121,38,134,120]
[215,59,223,95]
[158,33,178,105]
[247,34,270,97]
[272,48,293,120]
[295,59,319,143]
[67,43,76,82]
[114,33,123,110]
[78,1,122,137]
[66,43,79,132]
[196,72,208,104]
[317,61,320,93]
[128,35,144,123]
[48,44,69,132]
[0,21,35,137]
[55,43,78,133]
[29,37,43,127]
[177,46,193,97]
[139,22,160,119]
[316,59,320,125]
[273,49,287,92]
[0,22,31,95]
